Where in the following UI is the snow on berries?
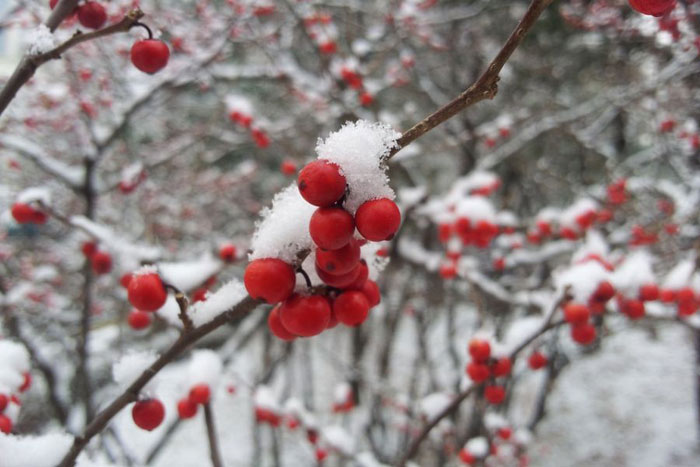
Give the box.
[247,121,399,340]
[629,0,676,17]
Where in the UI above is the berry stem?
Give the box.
[297,267,313,289]
[131,21,154,40]
[164,283,194,332]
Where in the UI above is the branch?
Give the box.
[0,9,144,118]
[387,0,555,159]
[57,296,262,467]
[203,402,223,467]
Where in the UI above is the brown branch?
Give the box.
[57,295,262,467]
[165,283,194,332]
[203,402,224,467]
[387,0,555,159]
[0,8,144,117]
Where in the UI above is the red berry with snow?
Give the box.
[132,399,165,431]
[484,385,506,404]
[315,237,360,274]
[177,398,198,419]
[355,198,401,241]
[309,207,355,250]
[77,2,107,29]
[459,448,475,464]
[128,272,168,312]
[468,338,491,363]
[268,305,296,340]
[244,258,296,304]
[127,310,152,330]
[297,160,346,207]
[189,384,211,405]
[333,290,370,326]
[11,202,47,224]
[131,40,170,74]
[279,294,331,337]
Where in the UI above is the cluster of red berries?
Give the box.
[0,373,31,434]
[49,1,170,74]
[607,179,627,205]
[438,216,500,249]
[245,159,400,339]
[338,66,374,107]
[81,241,112,275]
[302,11,337,54]
[561,283,613,345]
[228,110,270,148]
[483,126,512,149]
[253,403,329,462]
[464,339,511,405]
[132,398,165,431]
[629,0,676,17]
[176,383,211,419]
[11,202,47,225]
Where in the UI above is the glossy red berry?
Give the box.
[315,238,360,274]
[563,303,590,325]
[128,309,152,330]
[219,243,237,262]
[629,0,676,17]
[177,398,198,419]
[639,283,659,302]
[0,415,11,434]
[315,262,361,288]
[491,357,512,377]
[128,272,168,312]
[361,280,381,307]
[333,291,370,326]
[91,251,112,275]
[132,399,165,431]
[355,198,401,241]
[77,2,107,29]
[279,294,331,337]
[528,351,548,370]
[131,40,170,74]
[592,281,615,302]
[466,362,490,383]
[11,202,47,224]
[468,338,491,363]
[309,207,355,250]
[659,288,676,303]
[571,323,596,345]
[484,385,506,404]
[268,305,297,340]
[344,259,369,290]
[189,384,211,405]
[297,160,346,207]
[244,258,296,304]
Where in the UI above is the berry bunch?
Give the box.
[246,158,399,340]
[176,383,211,419]
[464,338,511,405]
[80,242,112,275]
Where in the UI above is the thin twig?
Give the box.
[203,402,224,467]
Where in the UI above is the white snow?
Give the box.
[70,216,162,264]
[321,425,355,455]
[662,260,695,290]
[555,261,611,303]
[27,25,56,55]
[187,350,223,389]
[611,251,656,297]
[189,279,247,326]
[253,385,280,412]
[0,341,30,393]
[465,436,489,457]
[158,254,221,292]
[16,187,51,206]
[0,432,72,467]
[112,350,160,394]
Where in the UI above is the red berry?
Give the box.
[189,384,211,405]
[678,300,699,316]
[639,283,659,301]
[315,238,360,274]
[677,287,695,303]
[132,399,165,431]
[91,251,112,275]
[622,299,645,319]
[459,448,474,464]
[77,2,107,29]
[131,40,170,74]
[359,92,374,107]
[82,241,97,257]
[11,202,46,224]
[19,372,31,392]
[439,263,457,279]
[361,280,381,307]
[244,258,296,304]
[344,259,369,290]
[484,385,506,404]
[592,281,615,302]
[571,323,596,345]
[177,398,198,419]
[128,272,168,312]
[315,262,361,288]
[468,339,491,363]
[309,207,355,250]
[563,303,590,325]
[491,357,512,377]
[0,415,11,434]
[0,394,7,412]
[219,243,237,262]
[279,294,331,337]
[120,273,133,289]
[297,160,346,207]
[660,288,676,303]
[629,0,676,17]
[528,351,548,370]
[128,309,152,330]
[268,305,297,340]
[466,362,490,383]
[355,198,401,241]
[280,160,297,175]
[497,427,512,440]
[333,291,370,326]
